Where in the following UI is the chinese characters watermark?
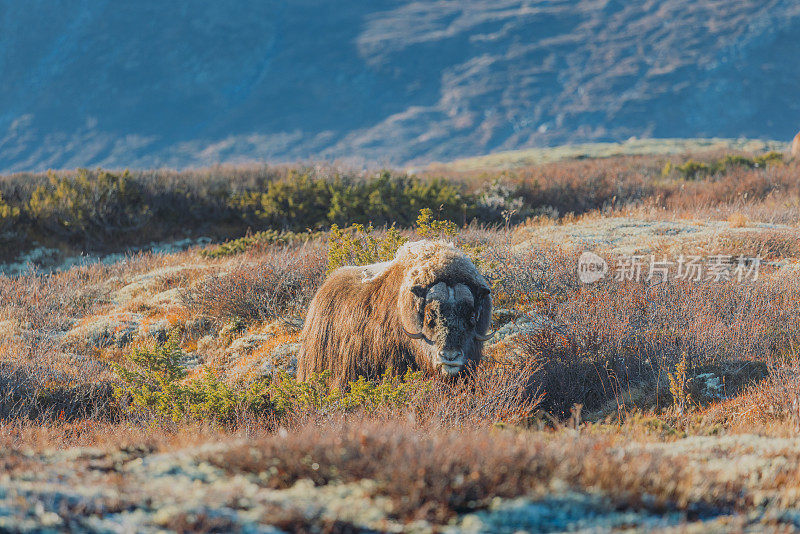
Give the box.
[578,254,761,284]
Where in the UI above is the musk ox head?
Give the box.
[395,242,492,376]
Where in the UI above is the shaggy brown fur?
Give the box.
[792,131,800,159]
[298,241,491,387]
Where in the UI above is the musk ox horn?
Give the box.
[475,329,496,342]
[469,283,493,342]
[403,326,426,339]
[403,326,436,345]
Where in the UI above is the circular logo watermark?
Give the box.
[577,251,608,284]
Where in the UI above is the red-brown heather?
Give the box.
[298,241,492,388]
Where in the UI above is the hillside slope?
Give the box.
[1,0,799,172]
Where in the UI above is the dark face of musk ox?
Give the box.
[401,281,492,376]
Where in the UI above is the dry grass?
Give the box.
[182,245,326,324]
[728,212,749,228]
[6,416,800,530]
[204,420,740,523]
[447,154,800,227]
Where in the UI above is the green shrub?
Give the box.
[0,192,20,233]
[28,169,149,241]
[676,160,715,179]
[721,153,783,169]
[325,208,466,273]
[754,151,784,167]
[256,170,334,228]
[675,152,784,180]
[0,165,507,262]
[231,170,473,231]
[200,229,323,259]
[113,336,426,423]
[722,155,756,169]
[111,335,270,423]
[326,223,408,274]
[668,352,692,417]
[415,207,459,239]
[267,369,424,416]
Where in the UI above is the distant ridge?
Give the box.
[1,1,799,172]
[431,138,789,172]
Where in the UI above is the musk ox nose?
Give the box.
[439,348,463,363]
[436,348,465,376]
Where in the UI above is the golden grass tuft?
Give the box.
[728,212,749,228]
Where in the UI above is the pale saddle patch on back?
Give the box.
[361,259,396,282]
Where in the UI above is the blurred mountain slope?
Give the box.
[1,0,799,171]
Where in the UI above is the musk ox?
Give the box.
[298,240,492,387]
[792,131,800,159]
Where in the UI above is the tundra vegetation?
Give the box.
[2,149,800,531]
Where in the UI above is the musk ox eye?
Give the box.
[426,310,437,328]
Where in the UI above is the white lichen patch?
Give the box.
[112,264,206,306]
[516,216,799,260]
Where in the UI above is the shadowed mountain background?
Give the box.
[2,0,799,172]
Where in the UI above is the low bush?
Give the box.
[27,169,149,243]
[325,208,465,273]
[112,335,429,423]
[667,152,784,180]
[515,272,800,418]
[0,166,491,261]
[200,229,324,258]
[231,169,474,230]
[183,247,325,323]
[0,153,797,264]
[206,420,736,523]
[267,369,426,416]
[326,223,407,274]
[0,192,20,233]
[676,159,720,179]
[112,335,271,423]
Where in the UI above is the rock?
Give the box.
[515,216,800,259]
[0,319,18,339]
[489,313,558,346]
[281,316,305,332]
[454,494,678,533]
[180,353,203,371]
[66,313,142,348]
[149,288,183,307]
[222,321,301,379]
[693,372,723,401]
[769,261,800,281]
[112,265,204,305]
[258,342,300,377]
[187,315,213,336]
